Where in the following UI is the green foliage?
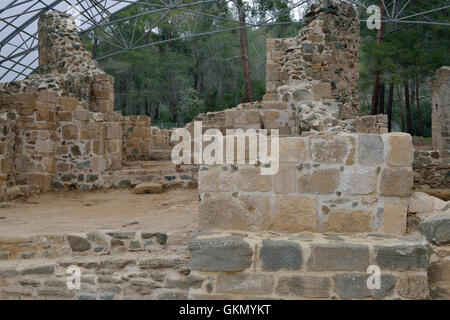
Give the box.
[80,0,448,138]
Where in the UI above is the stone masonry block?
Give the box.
[262,195,318,233]
[216,274,274,295]
[189,236,253,272]
[374,244,429,271]
[275,275,331,298]
[274,163,296,194]
[324,209,372,233]
[379,168,414,197]
[341,167,377,195]
[358,134,384,165]
[279,137,306,163]
[260,240,302,271]
[386,133,414,167]
[310,135,355,165]
[236,165,272,192]
[307,243,370,271]
[298,168,340,195]
[380,201,407,236]
[333,273,395,299]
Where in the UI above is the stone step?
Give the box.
[0,251,195,300]
[187,231,432,300]
[0,230,173,262]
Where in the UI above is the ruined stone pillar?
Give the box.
[262,0,360,135]
[431,66,450,161]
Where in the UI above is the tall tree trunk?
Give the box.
[415,78,422,137]
[166,31,177,122]
[397,84,405,132]
[236,0,253,102]
[92,38,98,59]
[387,83,394,132]
[404,81,412,135]
[371,0,384,115]
[379,81,385,114]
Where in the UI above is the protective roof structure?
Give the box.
[0,0,449,82]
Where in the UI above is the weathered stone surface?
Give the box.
[324,209,372,233]
[279,138,306,162]
[307,244,370,271]
[333,273,395,299]
[20,264,56,275]
[189,236,253,272]
[0,267,18,278]
[262,195,318,233]
[409,192,435,213]
[397,274,430,299]
[298,168,340,195]
[260,240,302,271]
[236,166,272,192]
[67,235,91,252]
[380,201,407,236]
[310,135,355,165]
[216,274,274,294]
[199,193,270,232]
[106,231,135,239]
[273,163,296,194]
[132,183,164,194]
[420,214,450,245]
[358,135,383,165]
[374,244,429,271]
[386,133,414,167]
[379,168,414,197]
[341,167,377,195]
[275,275,331,298]
[428,257,450,282]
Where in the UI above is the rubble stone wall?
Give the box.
[414,150,450,189]
[198,132,414,235]
[262,0,360,136]
[0,112,17,200]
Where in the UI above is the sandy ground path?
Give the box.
[0,188,199,237]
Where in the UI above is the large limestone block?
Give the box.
[262,195,318,233]
[409,192,435,213]
[386,133,414,167]
[324,209,372,233]
[297,168,340,195]
[380,201,408,235]
[310,135,355,165]
[279,137,306,163]
[341,167,377,195]
[188,235,253,272]
[379,168,414,197]
[274,163,296,194]
[199,192,270,231]
[358,134,384,165]
[236,165,272,192]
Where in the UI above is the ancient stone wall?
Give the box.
[187,232,430,300]
[198,132,414,235]
[262,0,360,135]
[414,150,450,189]
[431,66,450,161]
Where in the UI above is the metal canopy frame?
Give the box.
[0,0,449,82]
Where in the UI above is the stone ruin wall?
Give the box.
[0,1,449,301]
[0,11,177,201]
[411,67,450,191]
[198,132,414,236]
[262,0,360,136]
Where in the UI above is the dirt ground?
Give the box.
[0,188,199,237]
